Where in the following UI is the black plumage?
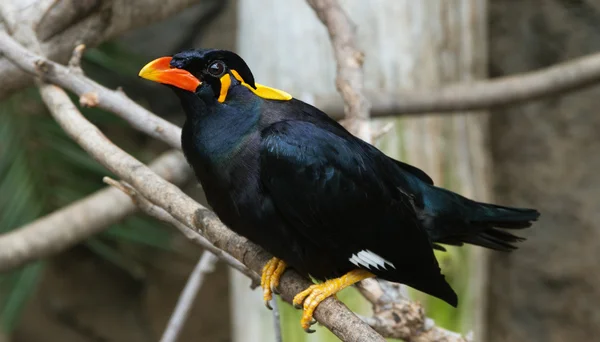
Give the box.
[141,49,540,310]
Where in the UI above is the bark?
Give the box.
[0,0,204,101]
[487,1,600,341]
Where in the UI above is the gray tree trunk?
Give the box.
[234,1,489,340]
[487,1,600,341]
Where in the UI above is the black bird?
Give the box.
[139,49,540,332]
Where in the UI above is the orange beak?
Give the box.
[138,57,201,92]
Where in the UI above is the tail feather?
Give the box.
[423,187,540,252]
[461,203,539,251]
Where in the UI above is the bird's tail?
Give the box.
[425,187,540,252]
[460,201,540,251]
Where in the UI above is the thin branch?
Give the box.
[306,0,371,141]
[271,297,283,342]
[102,177,259,285]
[34,76,383,342]
[0,30,182,149]
[316,50,600,117]
[0,150,190,272]
[0,0,205,101]
[159,251,219,342]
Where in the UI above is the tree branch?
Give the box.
[0,30,182,148]
[307,0,371,141]
[357,279,470,342]
[102,177,259,284]
[159,251,219,342]
[316,50,600,117]
[0,0,205,101]
[0,150,190,272]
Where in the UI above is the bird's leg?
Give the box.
[292,269,375,333]
[261,257,287,309]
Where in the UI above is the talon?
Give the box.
[260,257,287,309]
[292,269,374,333]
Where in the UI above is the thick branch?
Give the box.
[316,50,600,117]
[0,0,204,101]
[0,150,190,272]
[36,79,383,341]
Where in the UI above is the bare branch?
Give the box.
[271,297,283,342]
[0,31,182,149]
[102,177,259,284]
[0,150,190,272]
[357,280,470,342]
[0,0,205,101]
[159,251,219,342]
[306,0,371,141]
[316,50,600,117]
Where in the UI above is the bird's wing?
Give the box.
[259,120,440,276]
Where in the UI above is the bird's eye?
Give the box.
[207,61,226,77]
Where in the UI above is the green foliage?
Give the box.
[0,44,174,334]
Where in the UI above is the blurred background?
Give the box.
[0,0,597,341]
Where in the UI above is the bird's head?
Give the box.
[138,49,291,103]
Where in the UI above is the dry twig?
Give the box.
[159,251,219,342]
[307,0,371,141]
[0,0,205,101]
[317,50,600,117]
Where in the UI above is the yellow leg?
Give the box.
[292,269,375,333]
[261,257,287,309]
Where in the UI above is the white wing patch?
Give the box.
[349,250,396,270]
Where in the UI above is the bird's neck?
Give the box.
[178,85,262,164]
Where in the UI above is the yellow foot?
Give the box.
[292,269,374,333]
[261,257,287,310]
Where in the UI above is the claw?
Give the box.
[292,269,374,333]
[260,257,287,309]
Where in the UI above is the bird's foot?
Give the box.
[261,257,287,309]
[292,269,374,333]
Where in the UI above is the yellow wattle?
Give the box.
[218,74,232,103]
[230,69,292,101]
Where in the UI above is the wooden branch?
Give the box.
[102,177,259,284]
[160,251,219,342]
[0,0,205,101]
[0,150,190,272]
[316,50,600,117]
[357,280,470,342]
[306,0,371,141]
[0,31,182,148]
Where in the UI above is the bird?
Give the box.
[138,49,540,332]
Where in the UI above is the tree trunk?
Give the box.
[235,0,488,340]
[487,1,600,341]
